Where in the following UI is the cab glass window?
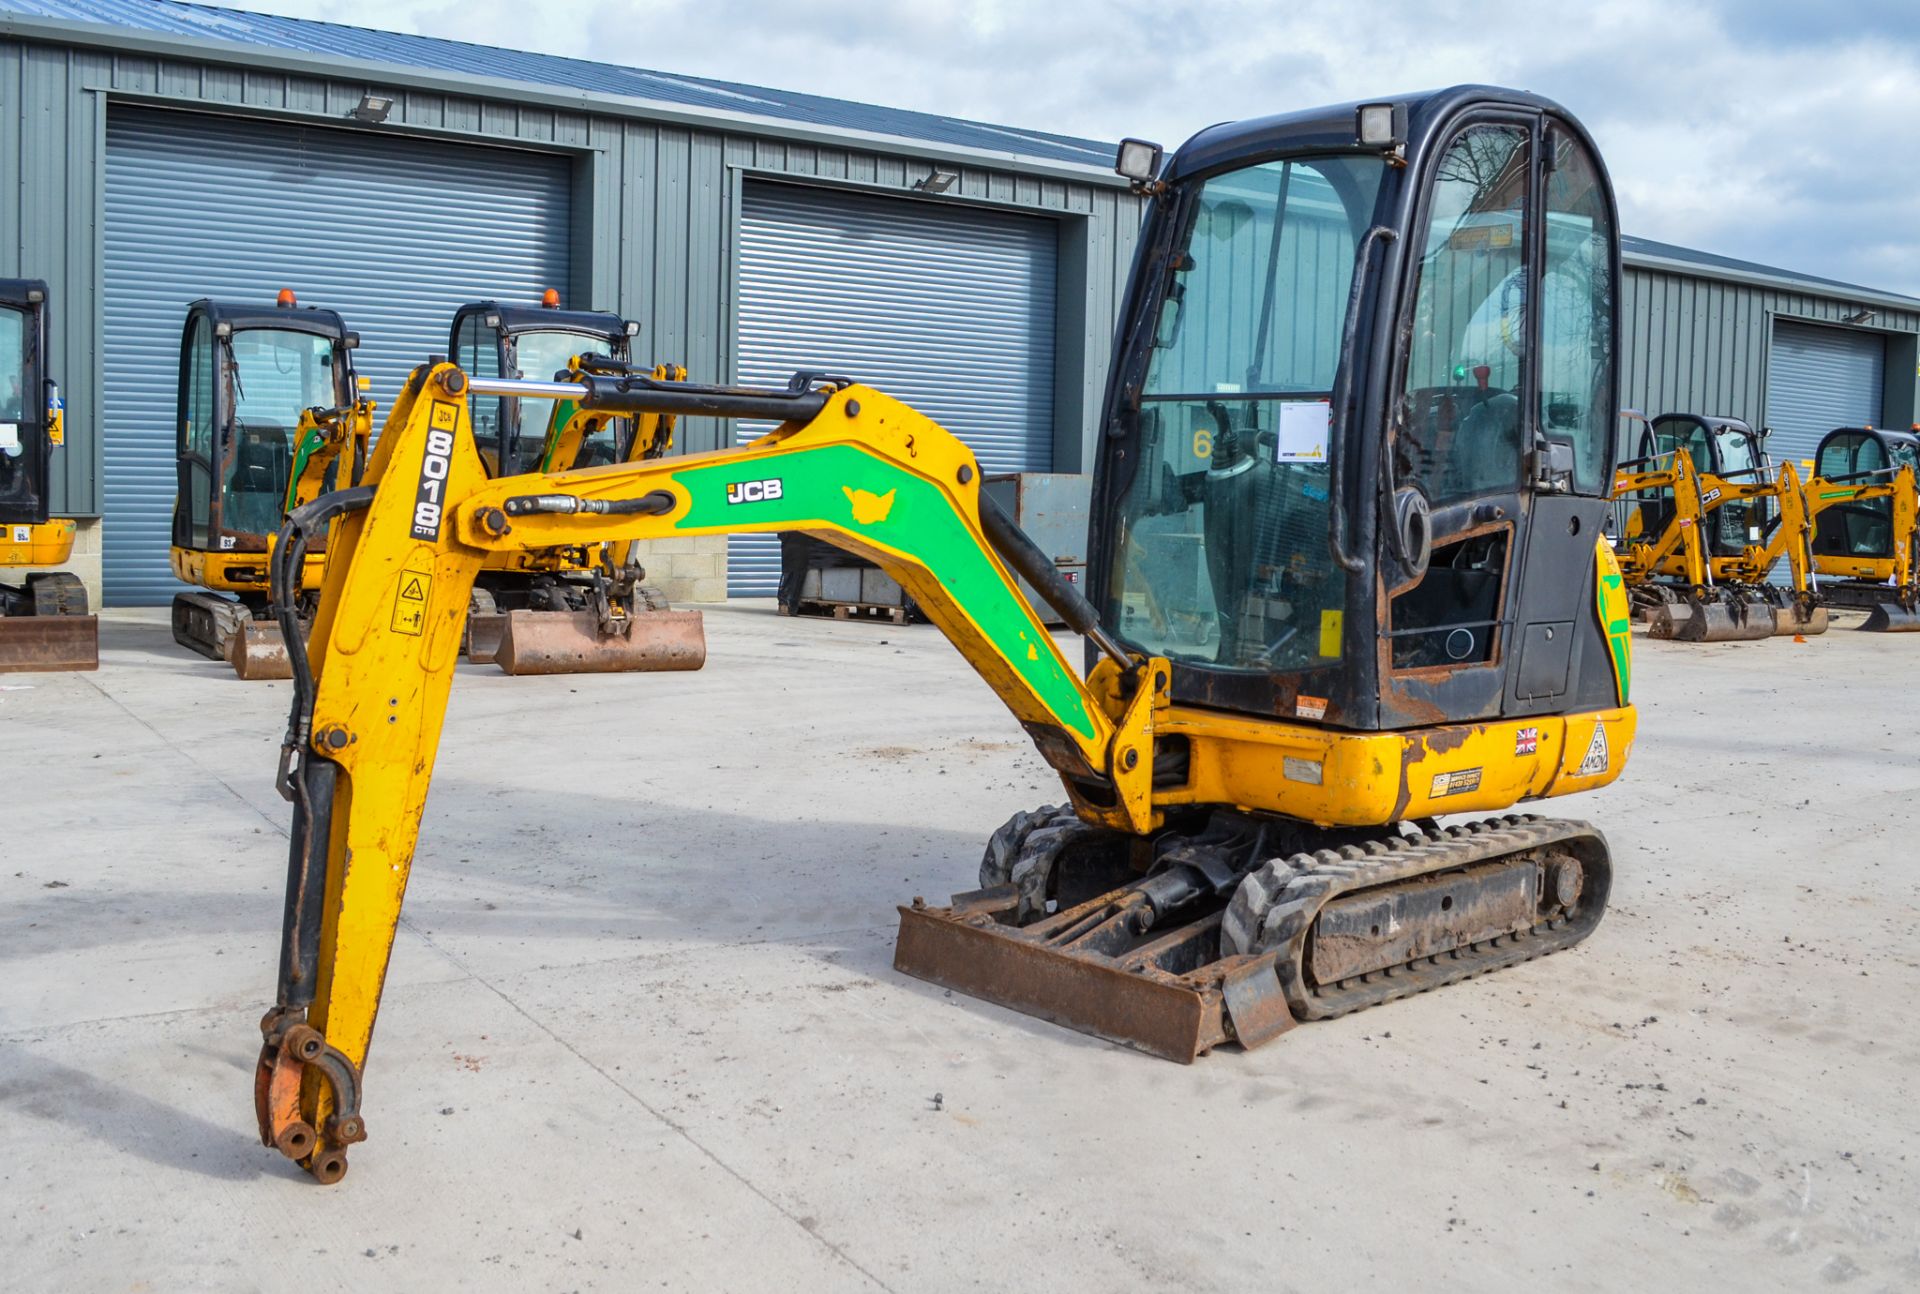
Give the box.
[0,304,36,516]
[183,316,215,545]
[456,313,504,471]
[1397,124,1530,507]
[510,329,601,473]
[0,306,24,423]
[1539,128,1614,495]
[222,329,336,537]
[1109,155,1387,672]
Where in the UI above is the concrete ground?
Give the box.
[2,604,1916,1293]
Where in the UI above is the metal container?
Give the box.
[980,473,1091,627]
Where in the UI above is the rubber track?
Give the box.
[1224,815,1612,1022]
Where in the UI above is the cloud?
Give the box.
[202,0,1920,294]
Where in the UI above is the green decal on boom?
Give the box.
[538,398,582,473]
[669,446,1099,742]
[283,425,326,513]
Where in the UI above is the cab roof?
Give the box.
[454,301,632,340]
[187,298,350,338]
[1167,84,1576,181]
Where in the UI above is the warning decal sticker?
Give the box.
[1576,722,1609,776]
[391,569,432,636]
[1429,768,1484,798]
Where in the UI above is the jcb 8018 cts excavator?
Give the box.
[0,278,94,671]
[1805,426,1920,631]
[169,293,373,678]
[253,86,1636,1184]
[448,297,703,672]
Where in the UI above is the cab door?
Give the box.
[0,297,49,527]
[173,311,218,553]
[1503,120,1618,715]
[1385,115,1537,722]
[1385,114,1617,723]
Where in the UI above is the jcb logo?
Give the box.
[1701,487,1721,504]
[727,478,784,505]
[411,413,458,541]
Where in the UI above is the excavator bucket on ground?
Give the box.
[463,611,508,664]
[492,607,706,675]
[1645,591,1773,642]
[1770,599,1829,636]
[226,619,295,680]
[1860,599,1920,632]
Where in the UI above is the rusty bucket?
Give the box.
[493,608,706,675]
[464,611,508,665]
[227,619,297,680]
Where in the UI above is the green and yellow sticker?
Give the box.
[1594,539,1631,704]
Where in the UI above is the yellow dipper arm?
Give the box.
[254,364,1158,1182]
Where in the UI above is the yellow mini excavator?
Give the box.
[252,87,1637,1184]
[0,278,95,671]
[1804,426,1920,631]
[1613,412,1822,639]
[170,292,373,678]
[448,297,704,672]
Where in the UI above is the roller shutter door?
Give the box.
[1766,321,1885,466]
[102,108,572,604]
[730,182,1057,595]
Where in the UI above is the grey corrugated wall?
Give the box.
[0,32,1145,540]
[1620,263,1920,440]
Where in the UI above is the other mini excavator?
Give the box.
[169,293,372,678]
[1612,412,1821,639]
[448,297,703,671]
[0,278,95,671]
[252,87,1636,1184]
[1804,426,1920,631]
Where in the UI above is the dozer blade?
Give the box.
[225,619,296,680]
[1860,602,1920,632]
[0,614,99,672]
[895,816,1610,1062]
[464,611,507,664]
[492,608,707,675]
[171,591,251,661]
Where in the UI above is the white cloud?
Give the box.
[204,0,1920,294]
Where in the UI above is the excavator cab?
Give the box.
[1812,427,1919,561]
[169,295,366,674]
[1635,413,1769,557]
[448,296,638,476]
[1808,426,1920,630]
[1094,92,1622,728]
[0,278,95,671]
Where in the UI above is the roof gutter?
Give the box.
[0,10,1133,191]
[1624,247,1920,318]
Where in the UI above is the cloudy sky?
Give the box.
[200,0,1920,296]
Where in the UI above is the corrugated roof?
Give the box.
[1622,234,1920,308]
[0,0,1117,167]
